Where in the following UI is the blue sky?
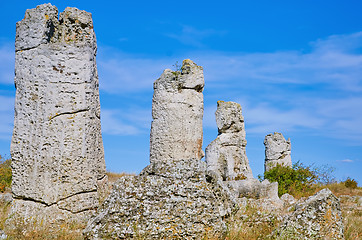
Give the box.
[0,1,361,185]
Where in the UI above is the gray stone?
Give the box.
[84,167,236,239]
[280,193,296,206]
[264,132,292,172]
[272,188,344,239]
[10,4,106,223]
[0,229,6,240]
[84,60,237,239]
[226,179,279,201]
[150,59,204,166]
[205,101,252,181]
[0,193,13,204]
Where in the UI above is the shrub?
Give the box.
[0,155,12,192]
[314,164,337,185]
[344,177,358,190]
[260,161,318,197]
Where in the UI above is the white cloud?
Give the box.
[101,108,151,136]
[0,43,14,85]
[339,159,354,163]
[0,96,14,140]
[165,25,226,47]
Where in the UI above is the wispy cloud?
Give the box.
[339,159,354,163]
[101,108,151,136]
[0,32,361,143]
[0,96,14,140]
[0,42,14,85]
[165,25,226,47]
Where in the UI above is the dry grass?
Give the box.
[344,207,362,240]
[5,217,85,240]
[106,171,135,184]
[217,203,281,240]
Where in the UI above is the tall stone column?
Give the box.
[149,59,205,173]
[10,4,106,222]
[264,132,292,172]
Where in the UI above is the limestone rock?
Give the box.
[226,179,279,201]
[272,188,344,239]
[205,101,252,181]
[264,132,292,172]
[84,166,236,239]
[10,4,106,223]
[85,60,237,239]
[150,59,204,165]
[280,193,296,206]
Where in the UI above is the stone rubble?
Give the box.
[272,188,344,239]
[264,132,292,172]
[84,60,237,239]
[10,3,106,224]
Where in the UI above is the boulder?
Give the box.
[272,188,344,239]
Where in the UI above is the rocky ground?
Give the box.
[0,180,361,239]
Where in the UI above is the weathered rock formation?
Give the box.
[272,188,344,239]
[205,101,279,201]
[206,101,252,181]
[150,59,204,164]
[264,132,292,172]
[10,4,106,223]
[84,60,236,239]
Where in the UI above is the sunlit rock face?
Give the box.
[10,3,106,223]
[264,132,292,172]
[84,60,237,239]
[150,59,205,165]
[205,101,253,181]
[272,188,344,239]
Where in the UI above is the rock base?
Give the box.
[84,160,237,239]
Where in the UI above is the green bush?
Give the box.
[0,155,12,192]
[344,177,358,190]
[259,161,318,197]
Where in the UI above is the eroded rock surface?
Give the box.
[84,60,237,239]
[10,4,106,223]
[205,101,279,201]
[272,188,344,239]
[150,59,204,165]
[205,101,252,181]
[264,132,292,172]
[84,160,236,239]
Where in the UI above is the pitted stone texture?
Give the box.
[150,59,205,164]
[272,188,344,239]
[84,173,237,239]
[10,4,106,220]
[226,179,279,201]
[205,101,252,181]
[264,132,292,172]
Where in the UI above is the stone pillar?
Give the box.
[150,59,205,164]
[264,132,292,172]
[10,4,106,222]
[205,101,253,181]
